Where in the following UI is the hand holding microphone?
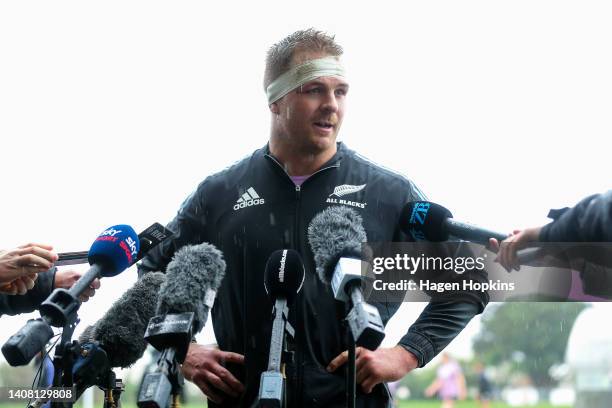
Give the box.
[53,269,101,303]
[489,227,543,272]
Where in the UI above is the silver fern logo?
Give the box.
[329,184,367,198]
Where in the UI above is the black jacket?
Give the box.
[138,143,488,407]
[539,190,612,298]
[540,190,612,242]
[0,267,56,317]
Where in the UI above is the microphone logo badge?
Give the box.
[278,249,287,283]
[233,187,265,211]
[126,237,138,256]
[409,202,430,225]
[100,227,122,237]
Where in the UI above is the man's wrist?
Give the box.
[394,345,419,371]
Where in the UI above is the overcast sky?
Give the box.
[1,0,610,374]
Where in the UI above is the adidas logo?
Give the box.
[233,187,265,211]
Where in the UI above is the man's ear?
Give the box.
[269,103,279,114]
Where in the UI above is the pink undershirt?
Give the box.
[290,175,310,186]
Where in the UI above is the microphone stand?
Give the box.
[138,312,193,408]
[257,298,295,408]
[343,304,356,408]
[49,309,79,408]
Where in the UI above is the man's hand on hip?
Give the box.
[181,343,245,404]
[327,345,418,393]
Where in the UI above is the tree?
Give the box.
[473,302,587,387]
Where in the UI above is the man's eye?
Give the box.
[306,88,322,94]
[335,88,348,96]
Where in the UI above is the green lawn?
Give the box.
[399,402,568,408]
[0,401,570,408]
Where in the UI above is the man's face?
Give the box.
[272,52,349,155]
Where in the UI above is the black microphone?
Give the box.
[27,272,166,408]
[307,206,385,351]
[400,201,541,263]
[400,201,507,243]
[138,243,226,408]
[258,249,304,407]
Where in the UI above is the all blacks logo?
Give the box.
[233,197,265,211]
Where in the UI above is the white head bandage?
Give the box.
[266,56,346,104]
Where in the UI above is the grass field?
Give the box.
[0,401,570,408]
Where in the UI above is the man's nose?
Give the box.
[321,91,339,113]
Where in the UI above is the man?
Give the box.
[139,29,488,407]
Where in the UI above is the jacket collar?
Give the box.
[262,141,346,170]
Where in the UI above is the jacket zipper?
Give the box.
[265,154,339,406]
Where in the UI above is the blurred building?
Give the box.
[566,305,612,408]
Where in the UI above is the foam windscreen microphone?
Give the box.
[264,249,305,304]
[155,242,226,334]
[87,271,166,368]
[73,272,165,395]
[307,205,366,300]
[308,206,384,350]
[138,243,226,408]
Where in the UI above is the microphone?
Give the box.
[54,222,173,267]
[2,224,141,367]
[400,201,542,263]
[87,271,166,368]
[400,201,507,243]
[27,272,166,408]
[263,249,305,305]
[40,224,141,327]
[138,243,226,408]
[258,249,304,407]
[307,206,385,351]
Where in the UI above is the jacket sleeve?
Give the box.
[0,267,56,317]
[137,183,208,276]
[391,181,489,368]
[395,242,489,367]
[398,300,481,367]
[540,190,612,242]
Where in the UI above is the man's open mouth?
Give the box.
[314,121,334,129]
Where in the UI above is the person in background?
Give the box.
[474,361,493,408]
[425,353,466,408]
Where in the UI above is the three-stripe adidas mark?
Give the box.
[233,187,265,211]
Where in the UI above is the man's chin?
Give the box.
[304,134,337,154]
